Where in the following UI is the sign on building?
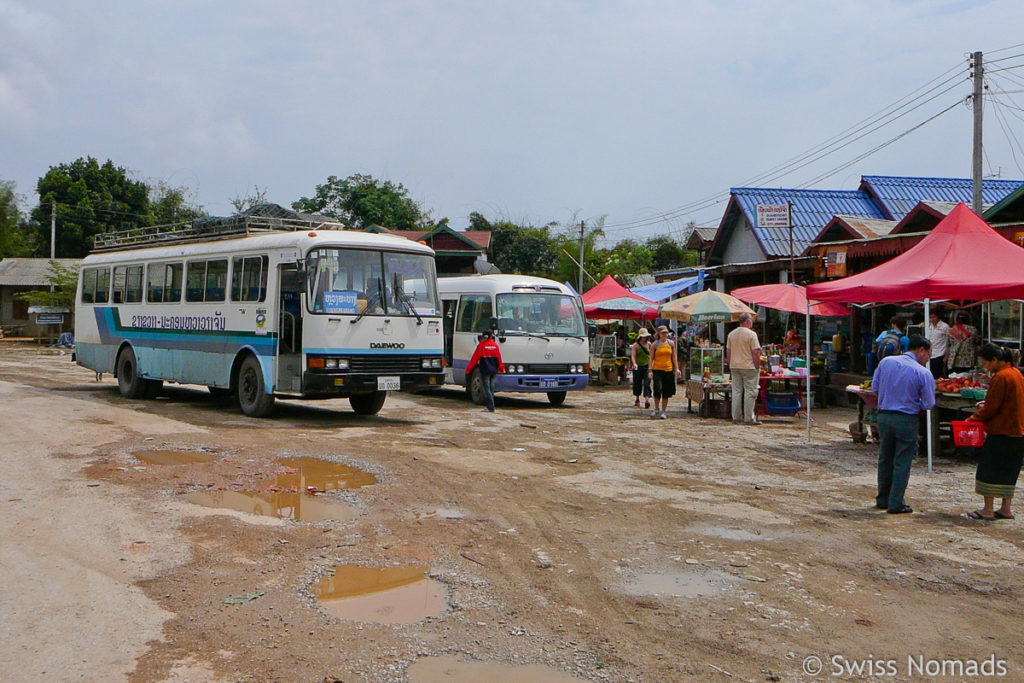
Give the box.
[825,246,847,278]
[756,203,791,228]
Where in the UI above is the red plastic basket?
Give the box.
[951,421,986,448]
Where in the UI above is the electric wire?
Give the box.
[601,61,970,233]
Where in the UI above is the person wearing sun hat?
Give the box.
[629,327,653,409]
[647,325,681,419]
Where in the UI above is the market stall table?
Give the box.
[845,386,979,449]
[685,378,731,418]
[756,374,815,417]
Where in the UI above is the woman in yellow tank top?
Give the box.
[647,326,680,418]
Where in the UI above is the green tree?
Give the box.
[645,235,687,271]
[292,174,428,231]
[604,239,655,278]
[468,211,492,232]
[230,185,269,214]
[15,260,79,309]
[0,181,30,258]
[489,221,559,277]
[149,181,207,224]
[552,219,606,287]
[31,157,149,258]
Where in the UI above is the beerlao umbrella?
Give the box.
[731,283,851,317]
[660,289,756,323]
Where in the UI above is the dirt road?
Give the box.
[1,343,1021,682]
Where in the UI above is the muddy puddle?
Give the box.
[621,568,738,599]
[408,654,583,682]
[181,456,374,523]
[133,449,218,466]
[313,565,446,624]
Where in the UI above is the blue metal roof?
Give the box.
[731,187,887,258]
[861,175,1024,221]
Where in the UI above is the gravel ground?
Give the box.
[0,342,1021,682]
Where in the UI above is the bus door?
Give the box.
[443,298,456,371]
[276,264,303,394]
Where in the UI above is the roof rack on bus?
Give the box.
[92,204,346,252]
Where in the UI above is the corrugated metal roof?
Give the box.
[0,258,81,286]
[829,215,899,238]
[860,175,1022,221]
[731,187,886,257]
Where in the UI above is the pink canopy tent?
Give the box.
[731,283,852,317]
[582,275,659,320]
[806,203,1024,303]
[806,203,1024,470]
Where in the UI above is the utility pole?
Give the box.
[577,221,585,295]
[972,50,984,213]
[50,201,56,259]
[50,201,56,292]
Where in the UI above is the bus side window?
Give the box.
[165,263,183,302]
[205,260,227,302]
[112,266,126,304]
[456,295,492,333]
[95,267,110,303]
[186,262,205,302]
[81,268,97,304]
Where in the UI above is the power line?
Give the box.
[795,100,963,189]
[601,61,970,233]
[989,99,1024,176]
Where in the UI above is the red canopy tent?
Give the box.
[807,203,1024,303]
[582,275,659,320]
[806,203,1024,471]
[731,283,852,317]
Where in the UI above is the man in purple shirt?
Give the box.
[872,335,935,514]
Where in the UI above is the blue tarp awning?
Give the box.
[629,276,700,302]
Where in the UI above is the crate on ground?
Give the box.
[765,393,801,415]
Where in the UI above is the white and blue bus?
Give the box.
[75,213,444,417]
[437,275,589,406]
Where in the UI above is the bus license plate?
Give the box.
[378,376,401,391]
[541,378,559,388]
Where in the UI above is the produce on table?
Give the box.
[935,377,981,393]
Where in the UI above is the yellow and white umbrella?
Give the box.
[660,289,756,323]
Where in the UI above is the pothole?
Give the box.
[408,654,584,682]
[133,449,218,466]
[180,456,374,523]
[313,565,446,624]
[685,523,775,542]
[620,568,739,599]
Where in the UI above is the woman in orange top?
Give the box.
[647,325,680,419]
[966,343,1024,520]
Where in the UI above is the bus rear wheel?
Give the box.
[117,347,148,399]
[546,391,567,406]
[237,356,275,417]
[349,390,386,415]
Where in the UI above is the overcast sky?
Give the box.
[3,0,1024,243]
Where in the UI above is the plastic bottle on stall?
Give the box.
[703,367,711,383]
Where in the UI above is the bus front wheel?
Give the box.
[547,391,567,406]
[117,347,148,399]
[349,390,386,415]
[238,356,275,417]
[467,369,485,405]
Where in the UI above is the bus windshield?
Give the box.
[495,292,585,336]
[307,248,439,316]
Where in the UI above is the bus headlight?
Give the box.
[336,359,349,370]
[324,358,338,369]
[422,358,442,369]
[516,364,525,373]
[570,364,579,373]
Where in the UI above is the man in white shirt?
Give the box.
[727,313,762,424]
[927,312,950,379]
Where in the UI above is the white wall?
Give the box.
[721,217,765,265]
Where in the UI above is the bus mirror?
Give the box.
[588,323,597,337]
[489,316,499,331]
